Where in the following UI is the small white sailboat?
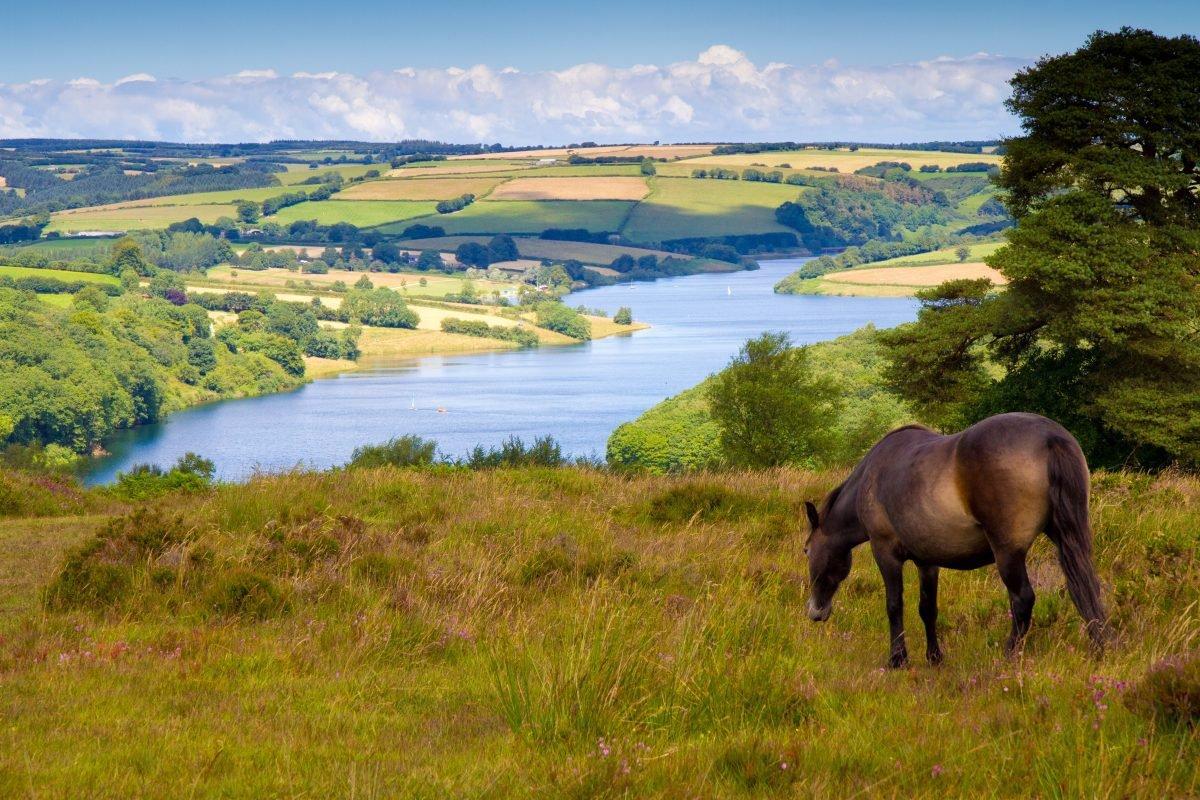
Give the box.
[726,286,732,296]
[410,394,417,411]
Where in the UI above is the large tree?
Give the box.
[881,28,1200,466]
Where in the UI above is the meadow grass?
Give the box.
[0,466,1196,797]
[265,199,439,227]
[400,201,636,235]
[278,164,382,185]
[0,265,119,285]
[621,177,801,243]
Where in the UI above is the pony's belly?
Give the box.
[898,519,991,566]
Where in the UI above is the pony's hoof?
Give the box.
[927,648,944,665]
[887,651,909,669]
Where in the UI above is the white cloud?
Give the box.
[0,47,1026,143]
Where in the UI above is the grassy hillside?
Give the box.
[621,178,800,243]
[0,464,1196,797]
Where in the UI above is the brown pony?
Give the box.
[804,412,1106,667]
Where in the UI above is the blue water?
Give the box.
[82,258,917,483]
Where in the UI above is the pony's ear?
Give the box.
[804,501,820,530]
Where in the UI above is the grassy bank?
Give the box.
[0,465,1196,797]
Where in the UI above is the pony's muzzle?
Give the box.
[807,598,832,622]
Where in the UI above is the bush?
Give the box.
[534,302,591,340]
[1127,653,1200,724]
[613,307,633,325]
[441,317,539,348]
[111,453,215,501]
[348,435,438,469]
[464,435,566,468]
[205,570,288,619]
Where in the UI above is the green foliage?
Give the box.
[111,453,215,501]
[613,306,633,325]
[342,287,419,329]
[534,301,591,340]
[440,317,539,348]
[416,249,445,271]
[608,327,913,473]
[706,332,841,468]
[348,436,439,469]
[464,435,567,468]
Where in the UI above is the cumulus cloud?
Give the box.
[0,47,1026,143]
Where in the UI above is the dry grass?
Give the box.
[488,176,649,201]
[47,204,236,232]
[687,147,1002,173]
[337,176,505,201]
[354,325,519,357]
[386,162,535,177]
[197,266,518,298]
[824,262,1007,287]
[454,144,715,161]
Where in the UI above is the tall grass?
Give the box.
[0,465,1196,797]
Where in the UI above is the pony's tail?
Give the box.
[1044,435,1107,650]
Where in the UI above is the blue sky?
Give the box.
[0,1,1195,143]
[2,0,1195,82]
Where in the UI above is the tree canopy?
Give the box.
[881,28,1200,467]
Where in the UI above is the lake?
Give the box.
[82,258,918,483]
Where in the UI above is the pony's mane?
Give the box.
[819,482,845,518]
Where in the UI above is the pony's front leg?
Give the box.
[872,544,908,668]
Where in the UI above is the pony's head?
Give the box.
[804,499,853,622]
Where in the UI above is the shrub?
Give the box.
[613,306,633,325]
[111,453,215,501]
[1127,654,1200,724]
[464,435,566,468]
[205,569,288,620]
[348,435,438,469]
[534,302,591,340]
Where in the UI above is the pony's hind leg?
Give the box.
[995,548,1035,656]
[917,564,943,664]
[871,544,909,668]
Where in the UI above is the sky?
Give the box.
[0,0,1195,144]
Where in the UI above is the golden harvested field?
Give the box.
[200,266,517,298]
[687,147,1002,173]
[352,325,520,357]
[386,162,534,177]
[47,204,235,233]
[454,144,715,160]
[488,176,649,201]
[405,303,520,331]
[337,176,504,201]
[823,262,1006,287]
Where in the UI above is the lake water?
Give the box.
[82,258,918,483]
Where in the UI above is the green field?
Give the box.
[278,163,387,185]
[387,201,636,235]
[267,200,439,227]
[0,465,1195,797]
[0,265,119,285]
[399,235,679,265]
[621,178,801,243]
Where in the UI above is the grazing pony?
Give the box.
[804,412,1106,667]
